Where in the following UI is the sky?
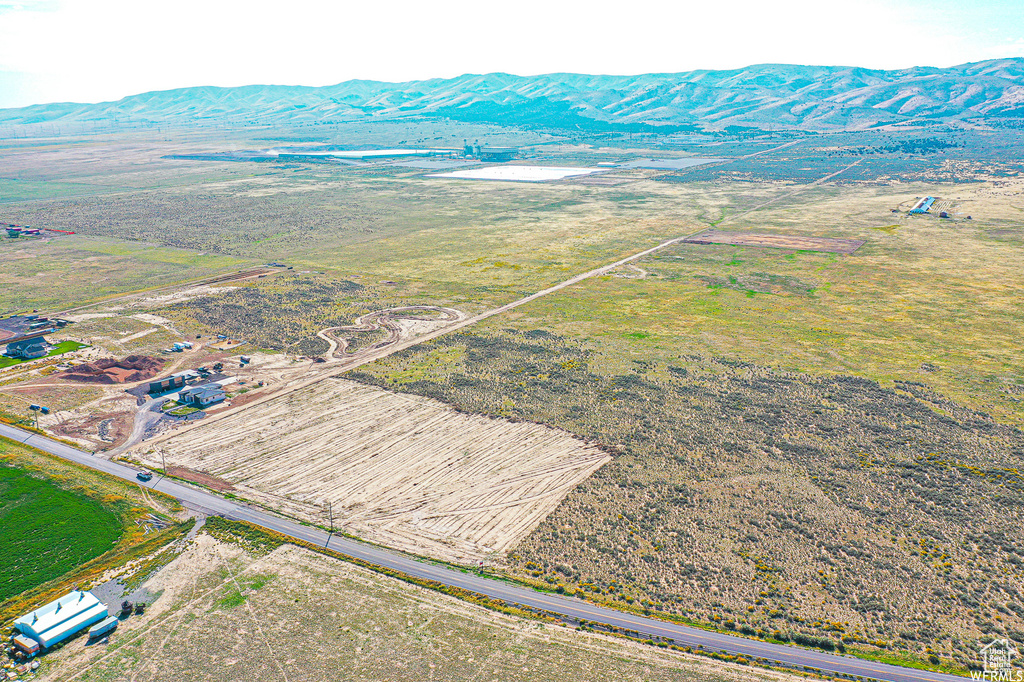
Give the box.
[0,0,1022,108]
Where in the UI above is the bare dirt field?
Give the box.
[61,355,164,384]
[142,379,610,562]
[37,530,799,682]
[684,229,865,254]
[165,466,236,492]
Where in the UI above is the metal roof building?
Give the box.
[14,591,109,648]
[909,196,935,214]
[148,369,201,395]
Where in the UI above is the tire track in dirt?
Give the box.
[145,380,610,563]
[66,548,266,682]
[317,306,463,361]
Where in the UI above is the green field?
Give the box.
[0,235,254,311]
[0,465,121,602]
[0,436,188,623]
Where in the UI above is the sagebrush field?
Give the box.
[4,123,1024,675]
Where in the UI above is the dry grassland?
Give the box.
[683,229,865,254]
[350,326,1024,667]
[40,532,800,682]
[144,379,609,562]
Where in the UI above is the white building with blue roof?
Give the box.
[14,590,109,648]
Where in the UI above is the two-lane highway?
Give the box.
[0,423,965,682]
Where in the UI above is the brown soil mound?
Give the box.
[165,466,235,492]
[63,355,164,384]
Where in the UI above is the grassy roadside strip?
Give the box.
[316,517,965,677]
[205,516,910,682]
[0,414,91,451]
[504,570,965,677]
[0,436,189,625]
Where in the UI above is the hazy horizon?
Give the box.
[1,0,1022,109]
[2,55,1024,112]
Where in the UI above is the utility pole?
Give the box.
[322,499,334,548]
[28,405,47,429]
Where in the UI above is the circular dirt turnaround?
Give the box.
[318,306,463,360]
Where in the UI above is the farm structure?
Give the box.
[87,615,119,639]
[12,634,39,656]
[0,314,68,341]
[683,229,865,254]
[14,591,108,649]
[3,222,75,238]
[909,196,936,214]
[144,379,611,562]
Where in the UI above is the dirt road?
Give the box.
[317,306,464,361]
[135,232,696,450]
[133,159,861,453]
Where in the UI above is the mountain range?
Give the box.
[2,59,1023,133]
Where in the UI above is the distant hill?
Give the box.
[3,59,1023,133]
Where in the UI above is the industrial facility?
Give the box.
[13,591,109,652]
[278,148,458,162]
[463,140,518,161]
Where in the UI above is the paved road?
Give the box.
[2,423,964,682]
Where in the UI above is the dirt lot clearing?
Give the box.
[40,535,800,682]
[144,379,609,562]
